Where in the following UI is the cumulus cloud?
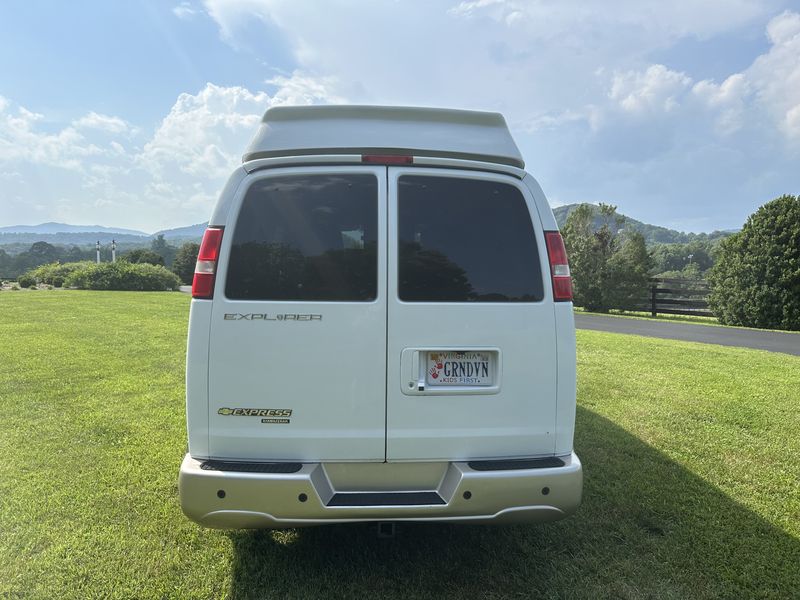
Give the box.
[0,73,344,230]
[138,82,269,179]
[609,65,692,115]
[73,112,130,134]
[138,72,342,181]
[589,11,800,146]
[747,11,800,141]
[0,103,109,170]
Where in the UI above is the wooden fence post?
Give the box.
[651,283,658,317]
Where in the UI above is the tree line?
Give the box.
[561,195,800,331]
[2,234,200,286]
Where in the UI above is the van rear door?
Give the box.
[386,168,557,461]
[207,166,387,461]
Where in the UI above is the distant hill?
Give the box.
[154,222,207,241]
[0,208,735,251]
[552,204,734,245]
[0,221,206,250]
[0,232,149,249]
[0,222,148,236]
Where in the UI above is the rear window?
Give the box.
[225,174,378,301]
[398,175,543,302]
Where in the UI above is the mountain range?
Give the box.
[0,208,735,248]
[0,222,208,248]
[0,222,148,236]
[552,204,734,245]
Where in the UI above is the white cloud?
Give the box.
[266,73,346,106]
[609,65,692,115]
[137,82,269,179]
[173,2,199,19]
[766,8,800,44]
[590,10,800,143]
[73,112,130,134]
[0,103,109,170]
[0,73,344,231]
[138,73,343,181]
[747,11,800,140]
[692,74,751,135]
[785,104,800,138]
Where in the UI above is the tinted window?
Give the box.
[398,175,543,302]
[226,174,378,301]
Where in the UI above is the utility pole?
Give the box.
[112,239,117,263]
[96,241,101,264]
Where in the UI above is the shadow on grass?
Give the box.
[226,407,800,599]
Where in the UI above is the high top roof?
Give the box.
[242,105,525,168]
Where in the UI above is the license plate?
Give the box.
[426,351,493,386]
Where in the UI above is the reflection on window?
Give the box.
[226,174,378,301]
[398,175,543,302]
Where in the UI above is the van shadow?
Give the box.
[226,407,800,599]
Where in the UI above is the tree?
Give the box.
[708,194,800,330]
[122,248,165,266]
[607,231,653,310]
[150,234,177,267]
[651,240,715,275]
[172,242,200,285]
[562,203,652,312]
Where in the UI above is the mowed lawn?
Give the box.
[1,292,798,599]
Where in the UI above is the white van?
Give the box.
[179,105,582,528]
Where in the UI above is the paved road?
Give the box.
[575,313,800,356]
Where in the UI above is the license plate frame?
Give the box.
[425,350,495,388]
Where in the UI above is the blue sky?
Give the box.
[1,0,798,233]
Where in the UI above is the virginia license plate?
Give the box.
[426,351,493,386]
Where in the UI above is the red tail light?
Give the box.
[192,227,224,299]
[361,154,413,165]
[544,231,573,302]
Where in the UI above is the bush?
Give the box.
[708,194,800,331]
[172,242,200,285]
[122,249,165,266]
[17,274,37,288]
[28,261,94,287]
[64,262,181,291]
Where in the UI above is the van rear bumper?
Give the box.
[178,452,582,528]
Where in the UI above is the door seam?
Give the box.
[383,165,390,463]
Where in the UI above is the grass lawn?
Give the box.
[574,306,723,327]
[1,291,799,599]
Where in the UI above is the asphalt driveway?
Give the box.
[575,313,800,356]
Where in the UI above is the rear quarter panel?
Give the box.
[523,174,577,456]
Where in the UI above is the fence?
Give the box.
[649,278,713,317]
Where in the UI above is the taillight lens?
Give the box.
[192,227,224,299]
[544,231,573,302]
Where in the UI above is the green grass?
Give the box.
[574,305,722,327]
[1,291,799,599]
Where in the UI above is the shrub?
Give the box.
[17,274,37,288]
[28,261,94,287]
[172,242,200,285]
[708,194,800,331]
[122,249,165,266]
[64,262,181,291]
